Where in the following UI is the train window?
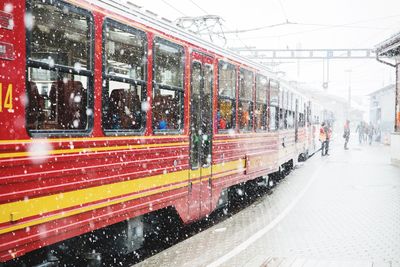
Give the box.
[102,19,147,133]
[290,93,294,111]
[299,103,306,127]
[307,104,311,126]
[202,65,213,164]
[293,112,296,128]
[239,69,254,131]
[190,62,201,169]
[270,88,279,107]
[279,109,285,129]
[218,61,236,132]
[299,112,304,127]
[287,111,294,128]
[189,61,213,169]
[284,110,289,128]
[153,38,185,132]
[255,75,268,131]
[28,1,91,69]
[269,81,279,131]
[26,0,93,134]
[269,107,277,131]
[293,111,296,128]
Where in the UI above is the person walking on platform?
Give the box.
[319,122,330,156]
[324,122,331,155]
[368,122,374,145]
[343,120,350,150]
[355,121,364,144]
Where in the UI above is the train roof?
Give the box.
[375,30,400,56]
[90,0,276,78]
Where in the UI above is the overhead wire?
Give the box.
[189,0,209,15]
[328,18,400,93]
[246,8,400,94]
[159,0,395,94]
[216,21,296,34]
[216,21,396,35]
[276,0,289,22]
[188,0,251,49]
[238,14,400,40]
[161,0,187,16]
[294,22,396,30]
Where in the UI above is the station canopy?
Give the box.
[376,31,400,61]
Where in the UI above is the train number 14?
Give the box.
[0,82,13,112]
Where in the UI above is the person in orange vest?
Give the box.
[319,122,326,156]
[319,122,331,156]
[325,122,332,155]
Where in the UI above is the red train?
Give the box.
[0,0,327,264]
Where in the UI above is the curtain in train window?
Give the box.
[153,38,184,132]
[26,0,93,132]
[255,75,268,131]
[102,19,147,132]
[239,69,254,131]
[218,62,236,131]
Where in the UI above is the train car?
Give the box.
[0,0,324,264]
[274,81,310,170]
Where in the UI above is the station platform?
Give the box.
[134,142,400,267]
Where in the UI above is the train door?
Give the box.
[188,52,213,220]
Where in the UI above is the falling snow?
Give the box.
[24,12,33,30]
[27,141,53,165]
[4,3,13,13]
[73,62,82,72]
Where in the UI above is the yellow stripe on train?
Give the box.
[0,159,245,234]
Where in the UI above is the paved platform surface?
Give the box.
[134,143,400,267]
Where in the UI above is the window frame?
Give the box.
[189,60,202,169]
[279,90,287,130]
[101,18,148,136]
[217,60,237,133]
[269,80,279,131]
[238,68,254,132]
[189,59,213,170]
[299,101,306,128]
[255,74,268,132]
[151,37,185,134]
[25,0,95,137]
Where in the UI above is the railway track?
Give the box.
[103,179,278,267]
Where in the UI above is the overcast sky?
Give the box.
[131,0,400,99]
